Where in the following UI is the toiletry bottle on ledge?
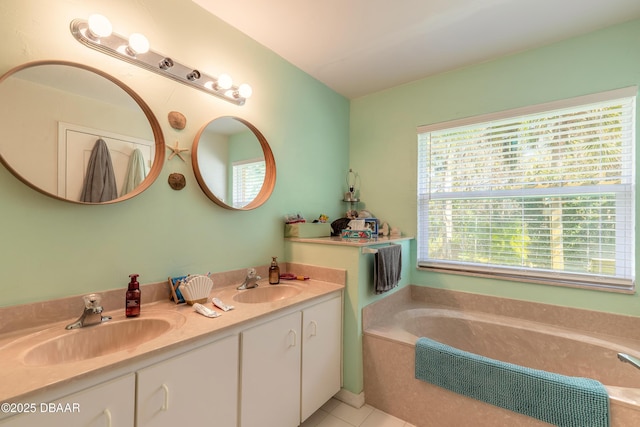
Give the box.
[126,274,141,317]
[269,257,280,285]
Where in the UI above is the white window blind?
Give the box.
[232,158,265,209]
[417,87,637,291]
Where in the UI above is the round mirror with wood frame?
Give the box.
[192,116,276,210]
[0,60,165,204]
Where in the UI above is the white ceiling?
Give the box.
[192,0,640,99]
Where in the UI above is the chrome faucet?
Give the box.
[237,268,261,290]
[617,353,640,371]
[65,294,112,330]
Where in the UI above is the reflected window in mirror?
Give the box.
[232,158,265,208]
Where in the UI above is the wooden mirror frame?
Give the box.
[192,116,276,210]
[0,60,165,204]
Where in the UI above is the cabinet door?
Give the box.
[0,374,135,427]
[136,335,239,427]
[240,311,301,427]
[301,296,342,421]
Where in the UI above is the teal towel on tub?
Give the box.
[415,337,609,427]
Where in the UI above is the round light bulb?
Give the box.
[128,33,150,55]
[87,14,112,38]
[204,81,215,90]
[238,83,253,99]
[217,74,233,90]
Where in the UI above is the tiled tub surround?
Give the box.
[363,286,640,427]
[0,263,344,405]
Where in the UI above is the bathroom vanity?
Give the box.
[0,269,344,427]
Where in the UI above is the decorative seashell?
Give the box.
[168,111,186,130]
[181,275,213,305]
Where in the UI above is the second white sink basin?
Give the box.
[233,285,302,304]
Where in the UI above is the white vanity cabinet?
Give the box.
[301,295,342,422]
[136,334,239,427]
[240,310,302,427]
[0,335,239,427]
[240,294,342,427]
[0,373,135,427]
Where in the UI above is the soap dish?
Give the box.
[180,275,213,305]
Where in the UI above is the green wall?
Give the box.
[0,0,349,307]
[3,0,640,353]
[350,19,640,316]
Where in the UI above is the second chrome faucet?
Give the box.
[237,268,261,290]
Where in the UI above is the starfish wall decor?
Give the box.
[166,140,189,162]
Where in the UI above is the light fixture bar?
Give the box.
[70,17,251,106]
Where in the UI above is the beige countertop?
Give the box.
[0,277,343,403]
[287,235,413,247]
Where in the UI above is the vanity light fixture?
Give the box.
[125,33,150,57]
[70,14,252,106]
[186,70,201,81]
[86,14,112,40]
[237,83,253,98]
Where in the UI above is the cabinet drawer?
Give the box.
[136,335,239,427]
[0,374,135,427]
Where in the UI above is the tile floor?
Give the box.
[301,398,416,427]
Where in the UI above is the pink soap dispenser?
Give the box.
[126,274,141,317]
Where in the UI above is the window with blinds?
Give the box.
[417,87,637,291]
[232,158,265,209]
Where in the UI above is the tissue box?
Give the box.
[285,223,331,238]
[341,229,372,239]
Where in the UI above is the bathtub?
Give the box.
[362,286,640,427]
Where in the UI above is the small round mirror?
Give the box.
[192,116,276,210]
[0,60,164,204]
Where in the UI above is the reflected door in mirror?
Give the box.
[57,123,153,200]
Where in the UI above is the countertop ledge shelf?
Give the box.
[0,265,344,403]
[286,235,413,247]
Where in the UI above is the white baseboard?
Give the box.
[333,388,365,408]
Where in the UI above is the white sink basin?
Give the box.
[5,312,186,366]
[233,285,302,304]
